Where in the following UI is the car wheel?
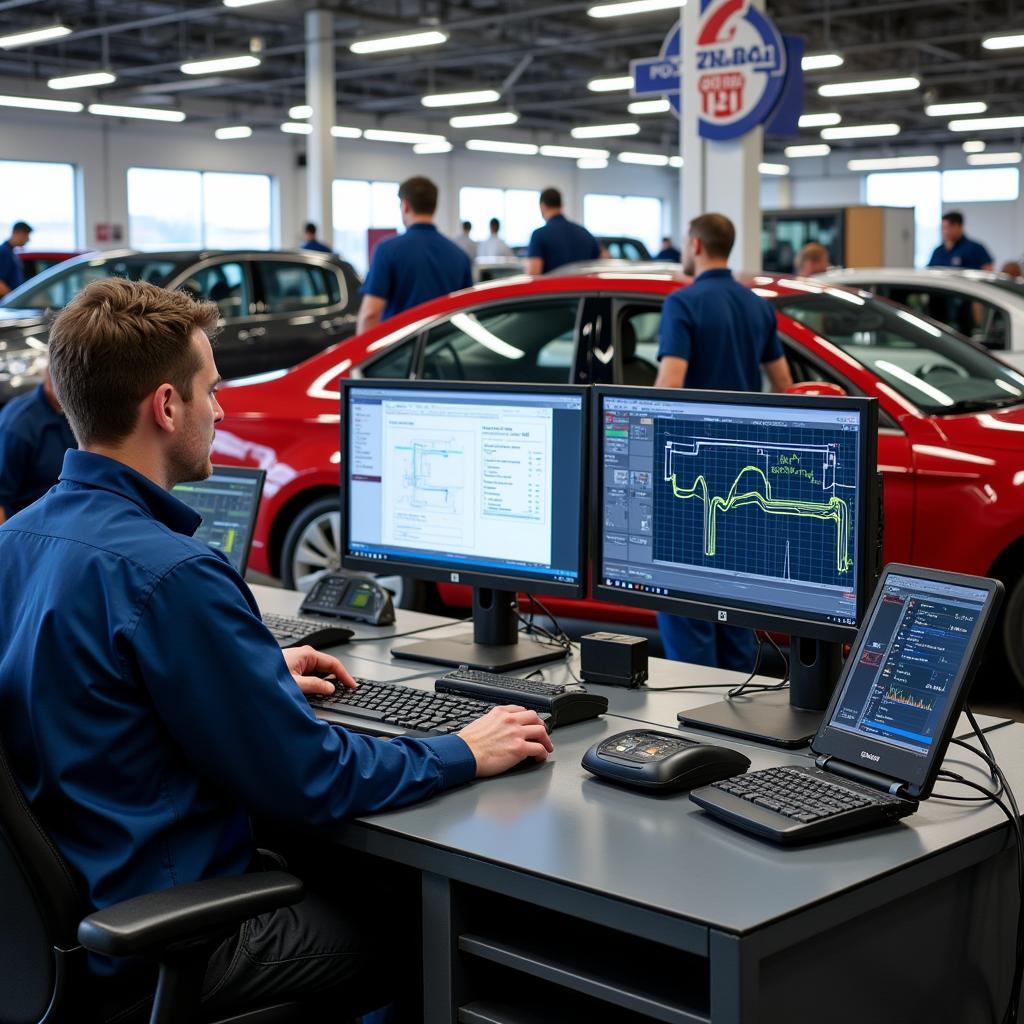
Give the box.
[1003,575,1024,690]
[280,496,428,610]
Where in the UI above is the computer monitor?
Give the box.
[340,380,589,672]
[592,385,879,747]
[172,466,266,575]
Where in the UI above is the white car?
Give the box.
[821,267,1024,371]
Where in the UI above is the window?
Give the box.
[884,285,1008,348]
[583,194,663,257]
[942,168,1019,204]
[181,261,251,320]
[333,179,401,276]
[421,300,580,383]
[5,256,178,309]
[864,171,941,269]
[459,187,543,249]
[0,160,77,249]
[127,167,272,251]
[257,261,340,314]
[360,337,418,379]
[618,305,662,386]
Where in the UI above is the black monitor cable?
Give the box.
[517,594,581,683]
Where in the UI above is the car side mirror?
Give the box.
[785,381,848,398]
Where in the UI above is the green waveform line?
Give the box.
[669,465,852,574]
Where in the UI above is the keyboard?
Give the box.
[435,667,609,726]
[262,612,354,650]
[689,765,916,845]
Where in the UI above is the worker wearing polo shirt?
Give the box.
[927,211,993,270]
[0,220,31,297]
[0,366,76,524]
[357,176,472,334]
[655,213,793,672]
[525,187,601,274]
[300,221,332,254]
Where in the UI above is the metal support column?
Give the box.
[305,8,335,248]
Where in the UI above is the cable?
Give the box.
[642,631,790,695]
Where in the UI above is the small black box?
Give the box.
[580,632,648,688]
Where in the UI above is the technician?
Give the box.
[478,218,514,259]
[794,241,830,277]
[0,365,76,524]
[927,211,993,270]
[300,221,332,253]
[454,220,477,260]
[525,188,600,274]
[357,176,473,333]
[655,237,682,262]
[0,220,30,296]
[655,213,793,672]
[0,278,551,1017]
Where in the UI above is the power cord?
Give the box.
[517,594,580,683]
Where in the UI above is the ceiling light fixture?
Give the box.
[540,144,610,159]
[280,121,312,134]
[48,71,117,90]
[759,162,790,175]
[818,76,919,98]
[330,125,362,138]
[578,157,609,168]
[364,128,447,144]
[846,154,939,171]
[350,30,448,55]
[966,152,1022,165]
[181,54,260,75]
[628,98,671,114]
[0,93,83,113]
[0,24,71,49]
[821,123,900,140]
[924,101,987,117]
[215,125,252,139]
[948,115,1024,132]
[802,53,843,71]
[571,122,640,138]
[962,140,986,153]
[422,89,500,108]
[413,140,453,154]
[449,111,518,128]
[618,151,669,165]
[798,112,840,128]
[289,104,312,119]
[785,143,831,157]
[466,139,539,155]
[89,103,185,122]
[588,75,634,92]
[588,0,684,17]
[982,33,1024,50]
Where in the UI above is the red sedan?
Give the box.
[213,267,1024,687]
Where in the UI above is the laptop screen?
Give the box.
[172,466,265,575]
[814,569,999,796]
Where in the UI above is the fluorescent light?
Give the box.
[289,104,312,119]
[572,122,640,139]
[669,155,683,167]
[588,0,683,17]
[215,125,252,140]
[413,140,453,154]
[350,30,447,55]
[364,128,446,145]
[578,157,609,169]
[847,155,939,171]
[802,53,843,71]
[785,143,830,157]
[422,89,500,108]
[330,125,362,138]
[281,121,312,134]
[449,111,518,128]
[798,112,840,128]
[967,152,1022,165]
[0,93,83,113]
[962,140,986,153]
[539,144,610,159]
[88,103,185,122]
[949,115,1024,132]
[759,162,790,175]
[618,151,669,166]
[0,24,71,49]
[818,76,919,98]
[629,98,670,114]
[982,33,1024,50]
[821,123,900,140]
[181,54,260,75]
[588,75,634,92]
[466,138,538,155]
[48,71,116,90]
[925,101,987,117]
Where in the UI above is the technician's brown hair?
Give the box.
[398,176,439,215]
[688,213,735,260]
[48,277,219,446]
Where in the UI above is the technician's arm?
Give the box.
[763,356,794,392]
[0,280,10,298]
[655,355,687,389]
[357,294,386,335]
[525,257,543,276]
[0,507,7,525]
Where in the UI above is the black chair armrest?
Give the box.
[77,871,303,958]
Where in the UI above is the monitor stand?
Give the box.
[676,636,844,749]
[391,587,569,673]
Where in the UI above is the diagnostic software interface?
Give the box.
[600,394,864,628]
[173,468,263,573]
[347,387,584,587]
[827,573,989,757]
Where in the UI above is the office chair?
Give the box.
[0,737,315,1024]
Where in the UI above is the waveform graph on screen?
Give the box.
[653,417,858,588]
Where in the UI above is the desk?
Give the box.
[253,588,1022,1022]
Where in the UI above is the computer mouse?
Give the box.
[582,729,751,792]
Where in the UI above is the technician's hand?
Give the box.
[283,646,356,697]
[458,705,554,777]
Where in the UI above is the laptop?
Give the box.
[690,564,1004,844]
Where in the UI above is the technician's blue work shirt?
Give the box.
[362,222,473,320]
[0,383,77,514]
[527,214,601,273]
[301,238,333,254]
[0,451,476,973]
[657,269,783,391]
[0,240,23,292]
[927,235,993,270]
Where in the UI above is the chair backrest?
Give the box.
[0,739,87,1024]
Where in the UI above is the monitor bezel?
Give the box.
[812,563,1004,799]
[590,385,879,643]
[340,378,589,599]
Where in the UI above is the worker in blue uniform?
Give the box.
[927,211,993,270]
[655,213,793,671]
[525,188,601,274]
[0,220,30,297]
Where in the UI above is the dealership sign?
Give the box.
[630,0,803,140]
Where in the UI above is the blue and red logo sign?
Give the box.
[631,0,802,140]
